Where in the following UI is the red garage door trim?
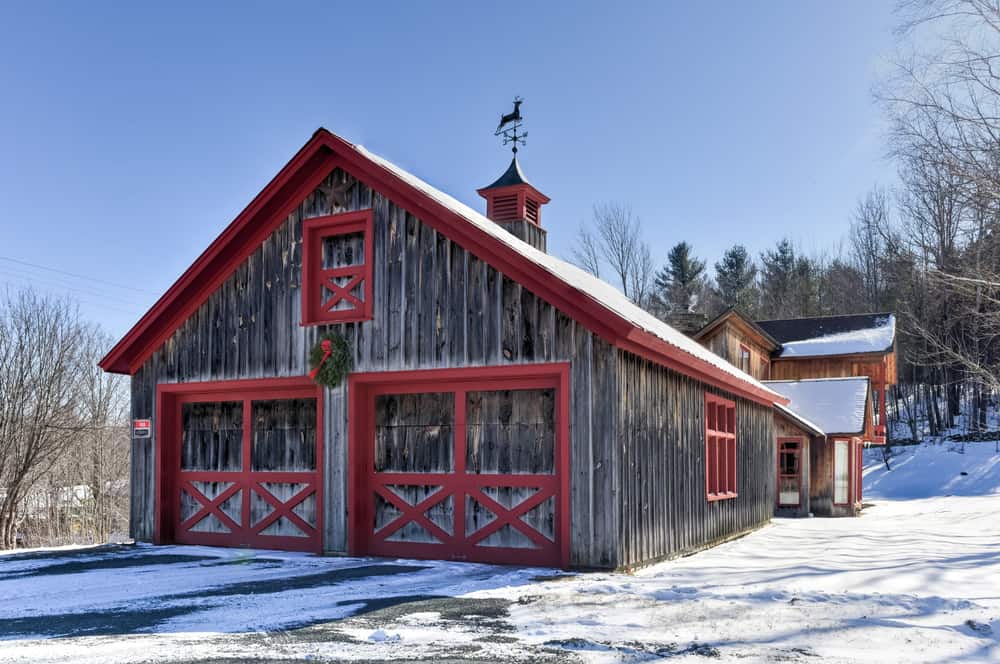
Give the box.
[347,363,571,568]
[154,376,324,553]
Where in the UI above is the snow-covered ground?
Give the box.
[1,441,997,663]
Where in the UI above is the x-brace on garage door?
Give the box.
[348,364,571,568]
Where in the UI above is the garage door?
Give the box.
[165,381,323,553]
[349,365,570,567]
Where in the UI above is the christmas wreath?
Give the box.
[308,332,352,388]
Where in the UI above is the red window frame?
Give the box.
[301,210,374,325]
[705,393,737,501]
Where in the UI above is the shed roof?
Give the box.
[757,313,896,358]
[764,377,870,435]
[98,129,783,406]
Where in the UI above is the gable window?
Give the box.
[301,210,374,325]
[738,344,751,373]
[705,393,737,501]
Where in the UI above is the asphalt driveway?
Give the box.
[0,543,573,663]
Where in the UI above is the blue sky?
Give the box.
[0,1,897,337]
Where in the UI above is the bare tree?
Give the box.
[850,188,892,310]
[572,202,656,309]
[0,289,91,549]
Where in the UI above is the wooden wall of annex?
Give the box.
[615,351,775,569]
[129,167,621,568]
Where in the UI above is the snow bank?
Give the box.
[864,440,1000,499]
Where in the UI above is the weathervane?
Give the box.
[495,97,527,154]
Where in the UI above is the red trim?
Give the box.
[347,363,571,568]
[705,393,737,502]
[301,210,375,325]
[100,129,785,408]
[154,376,324,553]
[776,437,803,508]
[832,438,853,507]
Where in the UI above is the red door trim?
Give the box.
[347,363,571,568]
[776,437,803,508]
[832,437,852,507]
[155,376,324,552]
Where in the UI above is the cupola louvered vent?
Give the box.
[492,195,519,221]
[525,198,539,224]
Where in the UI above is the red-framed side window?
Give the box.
[301,210,374,325]
[705,393,737,501]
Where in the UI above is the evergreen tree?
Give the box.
[654,242,707,312]
[714,244,759,314]
[759,239,796,318]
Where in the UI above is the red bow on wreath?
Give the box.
[309,339,333,380]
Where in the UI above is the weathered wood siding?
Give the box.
[496,220,546,252]
[700,324,772,381]
[770,353,895,385]
[130,167,619,568]
[615,351,775,569]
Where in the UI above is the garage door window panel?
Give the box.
[465,388,555,475]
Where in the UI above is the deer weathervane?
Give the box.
[495,97,527,154]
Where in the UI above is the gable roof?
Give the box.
[99,129,784,406]
[693,307,781,351]
[764,377,870,435]
[757,313,896,358]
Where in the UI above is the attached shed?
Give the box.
[765,378,873,517]
[100,128,785,569]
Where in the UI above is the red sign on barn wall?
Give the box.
[133,419,151,438]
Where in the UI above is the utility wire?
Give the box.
[0,267,148,308]
[0,255,157,295]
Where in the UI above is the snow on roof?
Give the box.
[355,144,780,400]
[762,314,896,358]
[764,377,869,435]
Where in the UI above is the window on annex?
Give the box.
[834,440,850,504]
[301,210,374,325]
[705,394,737,501]
[739,345,751,373]
[872,389,881,427]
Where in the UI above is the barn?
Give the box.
[99,128,788,569]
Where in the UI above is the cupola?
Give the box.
[480,98,550,252]
[476,160,550,252]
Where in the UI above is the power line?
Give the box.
[0,255,157,295]
[0,281,142,316]
[0,268,148,307]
